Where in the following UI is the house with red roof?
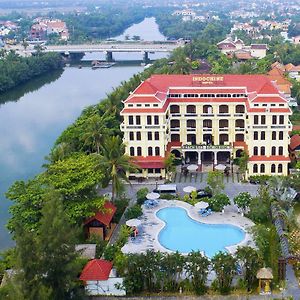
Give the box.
[289,134,300,162]
[84,201,116,240]
[80,259,125,296]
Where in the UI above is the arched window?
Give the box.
[272,131,276,140]
[261,131,265,140]
[260,164,265,173]
[203,105,213,114]
[271,164,276,173]
[130,147,134,156]
[203,119,212,128]
[136,132,141,140]
[219,134,229,145]
[279,146,283,155]
[254,115,259,124]
[219,119,228,128]
[170,105,180,114]
[271,146,276,156]
[235,119,244,128]
[235,105,245,113]
[260,146,265,156]
[155,132,159,140]
[254,146,258,155]
[219,105,228,113]
[278,164,283,173]
[148,147,153,156]
[171,119,180,128]
[279,131,283,140]
[171,134,180,142]
[253,164,258,173]
[254,131,258,140]
[279,115,284,124]
[148,132,152,140]
[187,105,196,113]
[187,120,196,128]
[137,147,142,156]
[235,134,244,141]
[155,147,160,156]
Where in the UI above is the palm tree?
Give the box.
[95,136,138,201]
[80,114,109,154]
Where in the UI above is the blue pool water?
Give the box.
[156,207,245,258]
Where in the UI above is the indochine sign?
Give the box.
[182,144,231,150]
[192,76,224,83]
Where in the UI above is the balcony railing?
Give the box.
[219,127,228,131]
[234,113,245,117]
[170,128,180,132]
[271,125,286,129]
[252,125,268,129]
[235,128,245,131]
[125,125,142,129]
[217,113,230,117]
[185,113,197,117]
[201,113,214,117]
[203,127,212,131]
[182,144,232,150]
[187,127,196,131]
[170,113,181,117]
[145,125,160,129]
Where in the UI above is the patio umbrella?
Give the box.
[126,219,142,227]
[183,186,197,193]
[194,201,209,210]
[187,164,198,171]
[146,192,160,200]
[215,164,227,171]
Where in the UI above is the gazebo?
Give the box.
[257,267,273,295]
[84,201,117,241]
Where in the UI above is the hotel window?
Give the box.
[235,134,244,141]
[253,164,258,173]
[145,104,150,107]
[235,119,244,128]
[137,147,142,156]
[203,119,212,128]
[254,146,258,155]
[187,134,196,145]
[147,116,152,125]
[171,134,180,142]
[128,104,133,107]
[254,131,258,140]
[272,131,276,140]
[130,147,134,156]
[136,132,141,140]
[219,120,228,128]
[278,164,283,173]
[148,168,154,173]
[148,132,152,140]
[261,146,265,156]
[219,134,228,145]
[155,168,161,173]
[155,132,159,140]
[261,115,266,124]
[219,105,228,114]
[272,116,277,124]
[154,116,159,125]
[271,146,276,155]
[155,147,160,156]
[254,115,259,124]
[279,131,283,140]
[260,164,265,173]
[170,105,180,114]
[136,116,141,125]
[235,105,245,113]
[279,146,283,155]
[148,147,153,156]
[187,120,196,128]
[203,105,213,114]
[153,104,158,107]
[129,132,134,141]
[271,164,276,173]
[171,119,180,128]
[187,105,196,113]
[129,116,134,125]
[279,115,284,124]
[261,131,265,140]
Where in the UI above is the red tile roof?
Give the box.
[168,88,246,94]
[84,201,116,227]
[252,97,286,103]
[132,156,165,169]
[249,155,290,162]
[167,141,182,152]
[289,135,300,151]
[134,80,158,94]
[125,96,161,103]
[80,259,112,281]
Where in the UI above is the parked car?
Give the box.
[190,189,212,199]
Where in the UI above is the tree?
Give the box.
[96,136,138,201]
[211,252,236,294]
[233,192,252,214]
[208,193,230,212]
[236,246,262,291]
[185,251,210,295]
[238,152,249,180]
[164,153,176,181]
[207,171,225,195]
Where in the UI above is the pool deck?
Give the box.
[121,199,255,257]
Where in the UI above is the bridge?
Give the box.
[18,41,184,62]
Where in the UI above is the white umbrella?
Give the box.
[126,219,142,227]
[194,201,209,210]
[183,186,197,193]
[215,164,227,171]
[146,192,160,200]
[187,164,198,171]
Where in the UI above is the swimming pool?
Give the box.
[156,207,245,258]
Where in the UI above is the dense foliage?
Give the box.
[0,51,63,93]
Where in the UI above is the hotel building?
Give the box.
[120,74,292,178]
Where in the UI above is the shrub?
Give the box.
[113,198,129,223]
[87,234,108,258]
[249,175,271,184]
[103,244,119,261]
[208,193,230,212]
[136,187,148,205]
[233,192,252,211]
[125,204,143,220]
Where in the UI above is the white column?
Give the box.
[198,151,202,165]
[214,151,217,165]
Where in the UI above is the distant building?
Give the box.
[30,18,69,41]
[217,38,268,59]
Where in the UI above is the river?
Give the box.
[0,17,166,250]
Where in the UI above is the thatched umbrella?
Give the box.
[257,267,273,294]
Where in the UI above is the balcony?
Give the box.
[125,125,142,129]
[145,125,160,129]
[271,125,286,129]
[203,127,212,132]
[170,128,180,132]
[182,143,232,150]
[184,113,197,117]
[235,128,245,132]
[201,113,214,117]
[234,113,244,117]
[217,113,231,117]
[187,127,196,131]
[170,113,181,117]
[252,125,268,129]
[219,127,228,132]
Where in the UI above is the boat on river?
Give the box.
[91,61,116,69]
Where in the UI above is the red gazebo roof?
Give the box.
[80,259,113,281]
[84,201,116,227]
